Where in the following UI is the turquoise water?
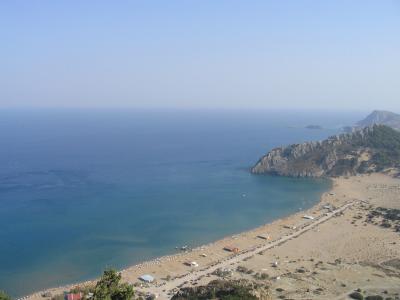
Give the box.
[0,109,362,297]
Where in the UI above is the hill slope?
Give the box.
[356,110,400,130]
[252,125,400,177]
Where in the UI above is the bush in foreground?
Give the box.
[93,269,134,300]
[0,291,11,300]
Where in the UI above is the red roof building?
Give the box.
[66,293,83,300]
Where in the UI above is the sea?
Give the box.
[0,109,364,297]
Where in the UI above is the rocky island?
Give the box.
[252,124,400,178]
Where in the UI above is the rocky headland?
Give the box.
[252,124,400,178]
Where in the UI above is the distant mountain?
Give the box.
[252,125,400,178]
[355,110,400,130]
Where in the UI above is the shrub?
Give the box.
[93,269,134,300]
[236,266,248,273]
[349,291,364,300]
[365,296,383,300]
[171,280,263,300]
[0,291,11,300]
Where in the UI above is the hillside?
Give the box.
[355,110,400,130]
[252,125,400,177]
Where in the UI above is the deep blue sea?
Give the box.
[0,109,363,297]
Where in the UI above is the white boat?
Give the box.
[303,215,314,220]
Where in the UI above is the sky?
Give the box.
[0,1,399,111]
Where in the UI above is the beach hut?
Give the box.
[139,274,155,283]
[223,246,239,253]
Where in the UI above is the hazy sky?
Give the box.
[1,1,399,110]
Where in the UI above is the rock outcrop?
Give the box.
[252,125,400,178]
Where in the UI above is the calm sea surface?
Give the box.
[0,109,363,296]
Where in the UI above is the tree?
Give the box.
[110,283,134,300]
[0,290,11,300]
[93,269,134,300]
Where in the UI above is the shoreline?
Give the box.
[20,173,400,299]
[19,177,334,299]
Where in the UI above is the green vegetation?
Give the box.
[253,272,269,280]
[366,207,400,232]
[349,291,364,300]
[93,269,134,300]
[171,280,269,300]
[353,125,400,169]
[56,285,95,300]
[236,266,254,274]
[365,296,384,300]
[0,291,11,300]
[327,125,400,175]
[254,124,400,177]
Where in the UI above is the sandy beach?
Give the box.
[21,173,400,300]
